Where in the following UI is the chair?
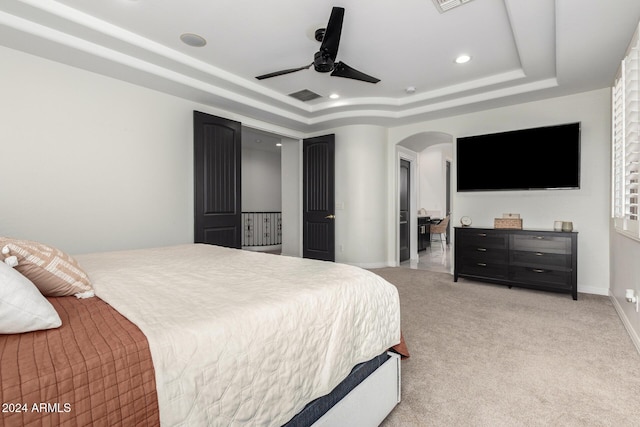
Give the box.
[429,216,450,250]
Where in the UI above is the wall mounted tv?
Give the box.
[456,122,581,192]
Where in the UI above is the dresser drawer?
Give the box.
[510,250,571,269]
[509,266,572,290]
[459,230,508,249]
[511,234,571,254]
[460,246,508,263]
[458,261,508,280]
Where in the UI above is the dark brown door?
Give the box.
[399,159,410,262]
[193,111,242,248]
[303,135,335,261]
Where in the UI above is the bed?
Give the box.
[1,243,404,426]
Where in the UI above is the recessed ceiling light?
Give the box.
[180,33,207,47]
[329,93,340,99]
[455,54,471,64]
[276,143,282,147]
[405,86,416,94]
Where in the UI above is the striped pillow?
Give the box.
[0,238,94,298]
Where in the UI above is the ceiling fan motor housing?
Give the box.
[314,28,326,42]
[255,7,378,83]
[314,51,334,73]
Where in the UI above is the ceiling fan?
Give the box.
[255,7,380,84]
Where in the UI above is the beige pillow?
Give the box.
[0,261,62,333]
[0,238,94,298]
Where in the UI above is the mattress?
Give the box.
[76,244,401,426]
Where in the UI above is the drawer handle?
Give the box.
[476,248,487,252]
[477,263,487,267]
[535,252,544,256]
[532,268,546,273]
[534,236,545,240]
[477,233,487,237]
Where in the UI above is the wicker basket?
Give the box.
[494,218,523,229]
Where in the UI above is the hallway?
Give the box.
[400,241,451,274]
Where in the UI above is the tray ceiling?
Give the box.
[1,0,639,132]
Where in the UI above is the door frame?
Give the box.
[399,159,411,262]
[445,159,451,243]
[396,147,418,266]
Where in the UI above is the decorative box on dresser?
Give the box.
[454,227,578,300]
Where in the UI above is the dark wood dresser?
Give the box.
[454,227,578,300]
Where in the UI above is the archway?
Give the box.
[394,131,454,268]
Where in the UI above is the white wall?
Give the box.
[388,89,612,296]
[418,143,453,218]
[610,231,640,351]
[241,147,281,212]
[329,125,389,267]
[0,45,303,255]
[0,47,191,254]
[280,138,301,257]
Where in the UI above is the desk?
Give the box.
[417,217,432,251]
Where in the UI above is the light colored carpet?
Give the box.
[372,267,640,427]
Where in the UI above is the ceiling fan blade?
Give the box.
[320,7,344,61]
[331,62,380,84]
[255,63,313,80]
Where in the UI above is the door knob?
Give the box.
[325,214,336,219]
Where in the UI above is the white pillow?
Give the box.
[0,261,62,334]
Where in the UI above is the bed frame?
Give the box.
[2,242,403,426]
[314,352,401,426]
[285,352,401,426]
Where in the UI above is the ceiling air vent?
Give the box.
[432,0,474,13]
[288,89,322,102]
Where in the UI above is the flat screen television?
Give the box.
[456,122,581,192]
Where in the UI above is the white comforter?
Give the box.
[76,244,400,426]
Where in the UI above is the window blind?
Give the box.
[612,77,624,219]
[612,23,640,238]
[625,45,639,222]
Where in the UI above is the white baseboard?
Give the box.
[242,244,282,252]
[348,261,390,269]
[578,285,609,296]
[610,292,640,355]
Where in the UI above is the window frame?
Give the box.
[612,23,640,241]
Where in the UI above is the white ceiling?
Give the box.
[1,0,639,133]
[242,127,284,153]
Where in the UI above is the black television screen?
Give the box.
[456,122,581,192]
